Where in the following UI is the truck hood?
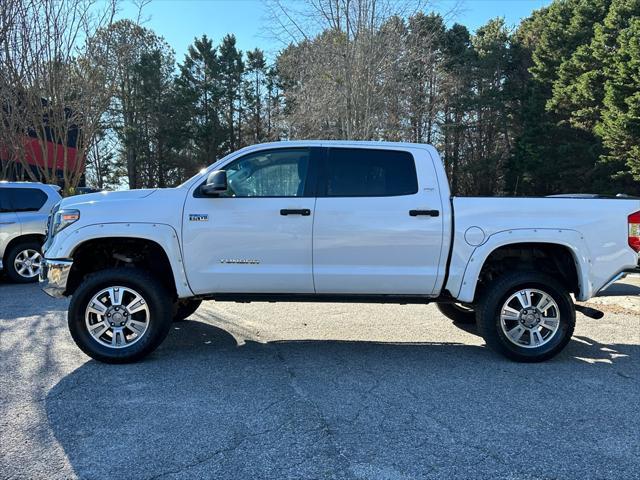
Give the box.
[59,189,157,209]
[57,187,187,229]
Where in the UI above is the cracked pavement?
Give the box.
[1,279,639,479]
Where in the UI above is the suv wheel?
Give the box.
[173,299,202,322]
[436,302,476,324]
[68,268,173,363]
[476,271,575,362]
[5,241,43,283]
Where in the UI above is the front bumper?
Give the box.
[39,258,73,298]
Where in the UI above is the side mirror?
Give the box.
[200,170,228,196]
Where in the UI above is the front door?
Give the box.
[312,146,445,295]
[182,147,318,295]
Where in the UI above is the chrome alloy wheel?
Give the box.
[499,288,561,349]
[14,249,42,278]
[85,286,150,349]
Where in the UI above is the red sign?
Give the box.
[1,136,82,173]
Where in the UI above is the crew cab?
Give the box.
[39,141,640,363]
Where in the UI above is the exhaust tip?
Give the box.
[575,305,605,320]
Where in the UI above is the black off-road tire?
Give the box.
[68,268,173,364]
[436,302,476,324]
[476,271,575,362]
[173,299,202,322]
[5,241,42,283]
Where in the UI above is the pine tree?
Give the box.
[597,17,640,184]
[511,1,608,195]
[218,35,244,150]
[264,66,281,140]
[244,48,267,142]
[548,0,613,131]
[543,0,640,192]
[177,35,224,165]
[130,48,183,187]
[440,23,474,194]
[468,18,514,195]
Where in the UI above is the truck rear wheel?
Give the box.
[68,268,173,364]
[476,271,575,362]
[436,303,476,324]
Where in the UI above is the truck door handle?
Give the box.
[0,221,16,225]
[409,210,440,217]
[280,209,311,216]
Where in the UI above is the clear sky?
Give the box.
[117,0,553,62]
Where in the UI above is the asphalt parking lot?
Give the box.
[1,279,639,480]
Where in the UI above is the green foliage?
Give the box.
[218,35,244,150]
[244,48,268,143]
[88,25,281,189]
[176,35,225,165]
[511,0,640,195]
[597,17,640,182]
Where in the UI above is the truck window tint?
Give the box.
[222,149,310,197]
[325,149,418,196]
[3,188,48,212]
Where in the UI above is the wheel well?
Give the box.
[66,238,177,298]
[3,234,45,264]
[474,243,579,302]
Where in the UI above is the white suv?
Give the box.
[0,182,61,282]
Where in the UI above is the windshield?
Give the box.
[179,151,237,188]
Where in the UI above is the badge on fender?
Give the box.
[189,214,208,222]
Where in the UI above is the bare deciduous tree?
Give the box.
[0,0,116,193]
[269,0,432,140]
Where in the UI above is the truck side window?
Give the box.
[325,148,418,197]
[221,149,310,197]
[3,188,48,212]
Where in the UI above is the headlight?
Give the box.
[51,209,80,236]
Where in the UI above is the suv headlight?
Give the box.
[51,209,80,236]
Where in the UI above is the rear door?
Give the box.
[312,146,445,295]
[10,187,49,230]
[0,189,20,255]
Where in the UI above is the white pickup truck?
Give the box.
[40,141,640,364]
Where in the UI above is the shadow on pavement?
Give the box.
[597,279,640,297]
[45,319,639,480]
[0,280,69,320]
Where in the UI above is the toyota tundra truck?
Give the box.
[39,141,640,363]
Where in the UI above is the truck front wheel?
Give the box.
[476,272,575,362]
[68,268,173,364]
